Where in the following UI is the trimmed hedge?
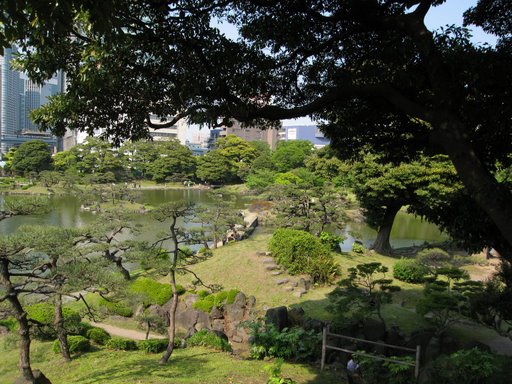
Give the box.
[393,258,430,283]
[187,329,232,352]
[268,228,338,283]
[106,337,137,351]
[52,335,91,354]
[86,327,111,345]
[129,277,185,306]
[136,338,169,353]
[98,298,133,317]
[25,303,82,339]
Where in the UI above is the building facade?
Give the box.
[0,46,60,155]
[279,125,330,148]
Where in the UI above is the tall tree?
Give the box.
[6,1,512,258]
[11,140,52,175]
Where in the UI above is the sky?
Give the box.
[189,1,496,140]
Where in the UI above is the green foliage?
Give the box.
[98,298,133,317]
[192,289,240,313]
[428,348,497,384]
[272,140,314,173]
[319,232,343,251]
[355,353,414,384]
[187,329,232,352]
[26,303,82,339]
[86,327,111,345]
[265,358,297,384]
[246,169,276,191]
[129,277,181,306]
[136,338,169,353]
[106,337,138,351]
[351,242,366,254]
[393,259,430,283]
[11,140,52,174]
[328,262,399,327]
[268,228,338,284]
[416,247,452,273]
[248,323,321,362]
[0,317,17,332]
[52,335,91,354]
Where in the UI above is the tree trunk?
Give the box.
[104,250,131,280]
[145,320,150,340]
[0,260,36,383]
[370,204,401,255]
[54,294,71,362]
[160,269,179,364]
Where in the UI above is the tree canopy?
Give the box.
[3,0,512,257]
[11,140,52,175]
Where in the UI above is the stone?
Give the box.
[232,334,243,343]
[233,292,247,308]
[265,306,289,331]
[297,278,311,291]
[265,264,279,271]
[291,281,298,287]
[271,271,282,276]
[284,286,294,292]
[362,319,386,341]
[303,317,325,333]
[288,307,305,326]
[212,329,229,341]
[293,291,304,298]
[196,310,210,330]
[256,251,266,256]
[184,294,199,308]
[247,295,256,309]
[211,319,225,332]
[265,251,272,256]
[275,278,289,285]
[262,258,275,264]
[210,306,224,320]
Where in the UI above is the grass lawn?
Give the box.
[0,337,341,384]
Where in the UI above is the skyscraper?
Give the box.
[0,46,60,156]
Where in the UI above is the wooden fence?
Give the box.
[321,326,421,380]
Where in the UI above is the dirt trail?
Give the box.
[89,321,166,340]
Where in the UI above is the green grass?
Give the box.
[0,337,340,384]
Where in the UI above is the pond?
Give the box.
[0,189,447,250]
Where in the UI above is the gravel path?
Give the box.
[90,321,166,340]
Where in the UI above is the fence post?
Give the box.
[415,344,421,381]
[321,326,327,371]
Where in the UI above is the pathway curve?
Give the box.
[89,321,166,340]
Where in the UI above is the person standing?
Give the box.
[347,354,360,384]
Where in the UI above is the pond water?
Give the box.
[0,189,447,249]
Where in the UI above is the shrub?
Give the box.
[0,317,17,332]
[193,289,240,313]
[98,298,133,317]
[428,348,497,384]
[136,338,169,353]
[187,329,232,352]
[106,337,137,351]
[129,277,183,306]
[265,358,297,384]
[86,327,111,345]
[26,303,82,339]
[352,242,365,254]
[393,259,430,283]
[52,335,91,354]
[356,353,414,384]
[319,232,344,251]
[268,228,338,284]
[247,323,321,362]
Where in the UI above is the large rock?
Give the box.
[362,319,386,341]
[210,306,224,320]
[233,292,247,308]
[297,278,311,291]
[265,306,289,331]
[183,294,199,309]
[288,307,305,327]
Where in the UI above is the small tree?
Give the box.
[328,262,400,329]
[11,140,52,175]
[0,196,50,222]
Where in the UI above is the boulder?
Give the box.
[210,306,224,320]
[211,319,225,332]
[263,258,275,264]
[183,294,199,309]
[265,264,279,271]
[265,306,289,331]
[212,329,229,341]
[288,307,305,327]
[275,278,289,285]
[233,292,247,308]
[293,288,306,298]
[196,310,210,330]
[297,278,311,291]
[362,319,386,341]
[247,296,256,309]
[303,317,325,333]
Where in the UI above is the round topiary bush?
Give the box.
[86,327,111,345]
[25,303,82,340]
[52,335,91,354]
[136,338,169,353]
[393,258,430,283]
[129,277,184,306]
[268,228,338,283]
[98,298,134,317]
